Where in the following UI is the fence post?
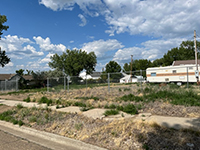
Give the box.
[140,70,142,91]
[16,78,18,91]
[64,76,66,90]
[47,77,49,92]
[67,76,70,92]
[187,67,189,88]
[5,79,7,91]
[108,73,110,93]
[86,74,87,89]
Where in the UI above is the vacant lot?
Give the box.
[0,83,200,149]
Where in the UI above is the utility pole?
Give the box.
[130,55,133,83]
[194,30,199,84]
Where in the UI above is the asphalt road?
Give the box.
[0,129,51,150]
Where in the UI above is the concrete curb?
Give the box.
[0,121,107,150]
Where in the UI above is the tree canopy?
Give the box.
[105,61,121,73]
[123,59,152,72]
[153,40,200,67]
[0,14,10,67]
[0,47,10,67]
[0,14,9,39]
[49,49,97,76]
[16,69,24,76]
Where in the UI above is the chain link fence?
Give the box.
[0,79,18,92]
[46,70,146,93]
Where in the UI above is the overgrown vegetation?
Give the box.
[120,88,200,107]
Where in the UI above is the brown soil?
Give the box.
[0,105,13,113]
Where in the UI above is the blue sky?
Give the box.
[0,0,200,74]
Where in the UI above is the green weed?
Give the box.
[104,109,119,116]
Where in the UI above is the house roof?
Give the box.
[90,72,102,78]
[22,75,33,80]
[0,74,16,80]
[0,74,33,81]
[172,60,200,66]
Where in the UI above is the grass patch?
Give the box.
[120,94,144,102]
[75,96,99,101]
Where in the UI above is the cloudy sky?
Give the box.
[0,0,200,73]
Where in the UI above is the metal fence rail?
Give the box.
[0,79,18,92]
[46,70,146,93]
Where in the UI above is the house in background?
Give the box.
[79,72,102,80]
[120,73,144,83]
[0,74,34,90]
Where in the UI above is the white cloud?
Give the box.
[23,45,44,57]
[78,14,87,26]
[70,40,74,43]
[113,38,186,62]
[39,0,75,11]
[33,36,66,53]
[0,35,43,59]
[39,0,200,38]
[81,39,124,57]
[40,53,54,64]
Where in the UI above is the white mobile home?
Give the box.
[146,64,199,83]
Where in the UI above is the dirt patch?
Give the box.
[0,94,29,101]
[0,105,13,113]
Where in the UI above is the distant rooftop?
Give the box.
[172,60,200,66]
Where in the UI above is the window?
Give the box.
[189,67,193,70]
[172,70,176,74]
[165,78,169,82]
[151,72,156,76]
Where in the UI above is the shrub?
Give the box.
[16,103,23,109]
[122,104,138,115]
[23,97,31,102]
[38,96,52,106]
[120,94,143,102]
[104,109,119,116]
[74,102,86,107]
[29,116,37,122]
[18,120,24,126]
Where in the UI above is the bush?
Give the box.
[18,120,24,126]
[74,102,86,107]
[38,96,52,106]
[104,109,119,116]
[16,103,23,109]
[122,104,138,115]
[120,94,143,102]
[23,97,31,102]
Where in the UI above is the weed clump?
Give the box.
[38,96,52,106]
[104,109,119,116]
[23,97,31,102]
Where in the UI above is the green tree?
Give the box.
[102,61,122,81]
[0,14,10,67]
[105,61,121,73]
[0,14,9,38]
[49,49,97,76]
[152,40,200,67]
[45,69,64,77]
[16,69,24,76]
[31,71,46,88]
[123,59,152,77]
[0,47,10,67]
